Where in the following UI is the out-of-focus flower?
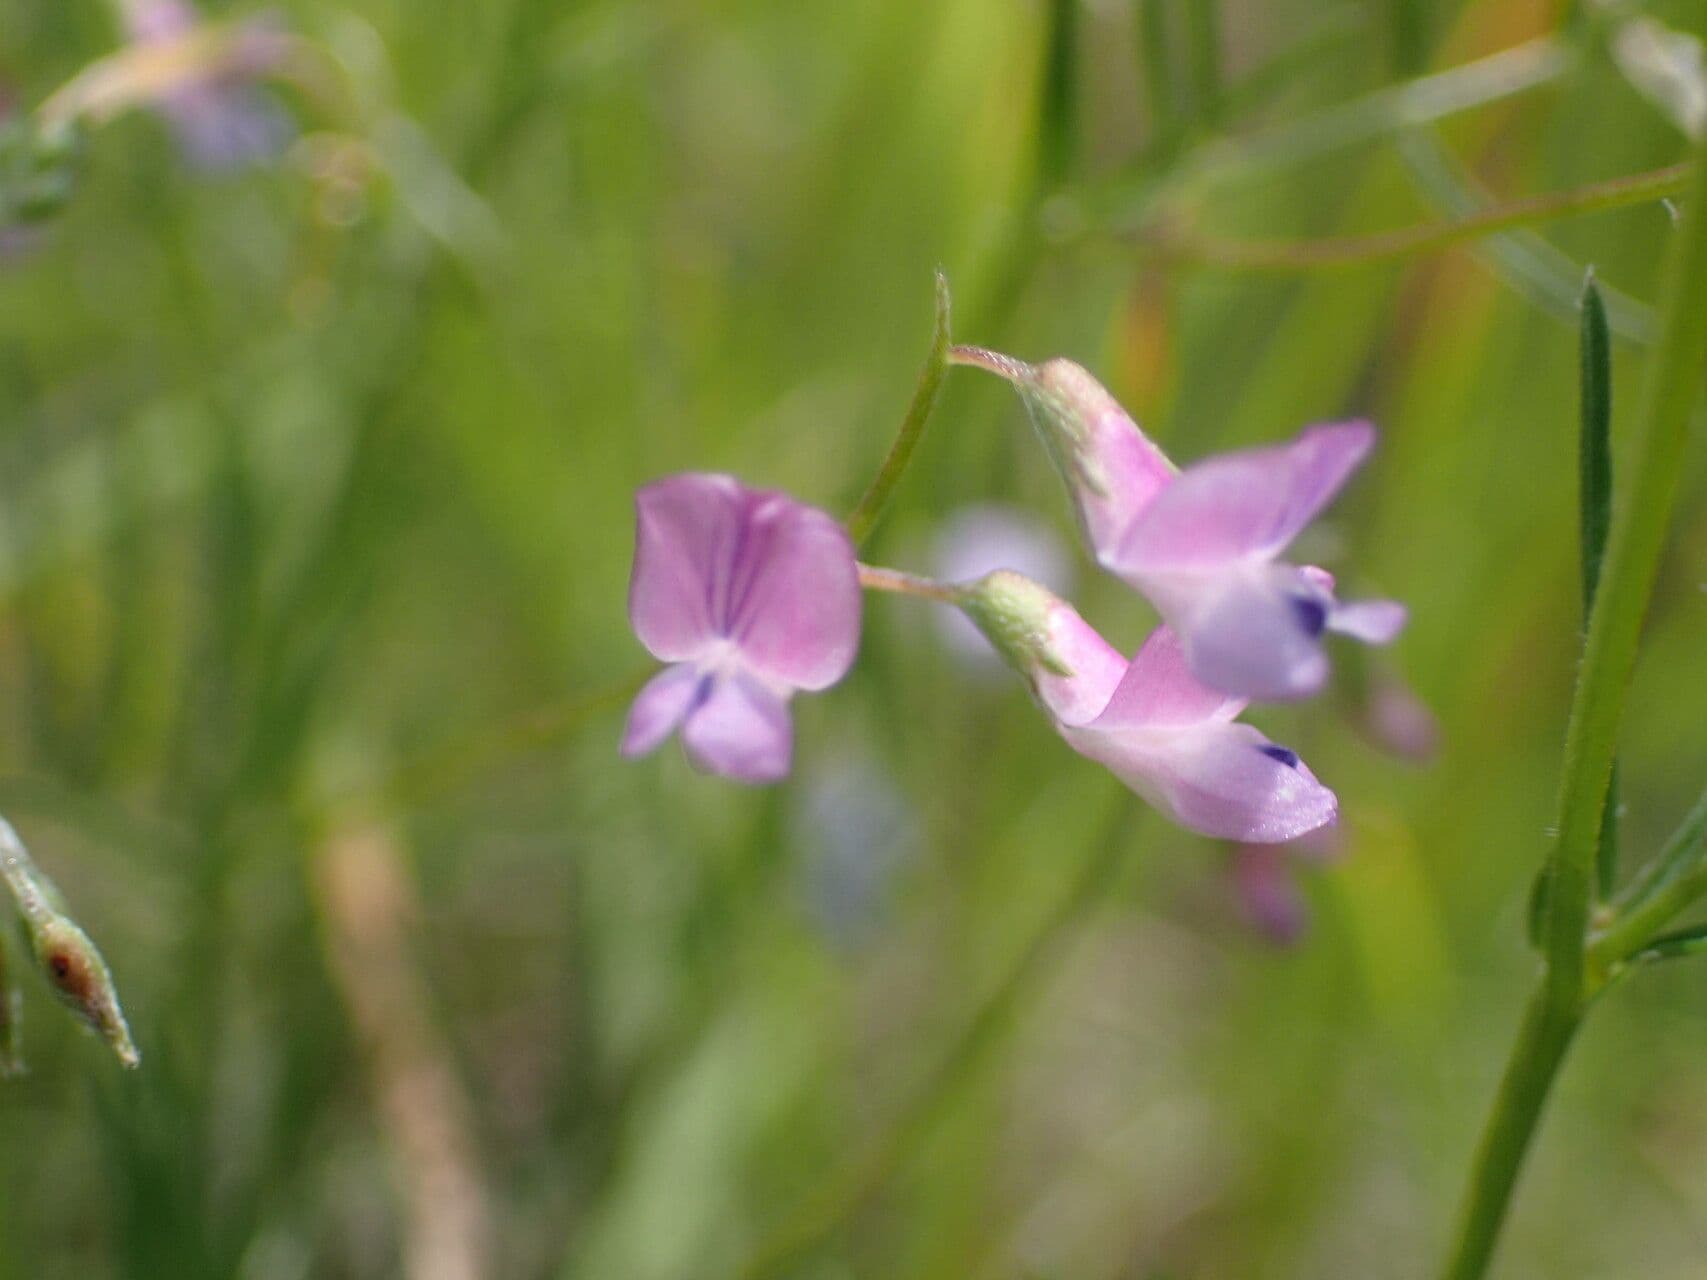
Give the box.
[116,0,291,168]
[1362,673,1441,764]
[793,757,915,949]
[1229,827,1342,945]
[622,473,861,784]
[1613,16,1707,140]
[953,348,1405,703]
[37,0,293,169]
[958,571,1337,842]
[931,503,1071,667]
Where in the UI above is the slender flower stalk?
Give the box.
[855,562,963,604]
[1440,130,1707,1280]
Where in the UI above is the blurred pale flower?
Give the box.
[955,349,1405,702]
[622,473,861,784]
[1363,674,1441,763]
[959,571,1337,842]
[1230,827,1341,945]
[931,503,1071,666]
[793,757,915,949]
[117,0,292,168]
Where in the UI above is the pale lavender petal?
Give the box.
[1364,677,1440,763]
[731,498,860,691]
[628,473,745,664]
[1065,721,1337,842]
[1112,421,1374,574]
[620,665,703,759]
[161,85,290,170]
[1091,626,1245,729]
[1031,598,1129,727]
[681,674,793,783]
[1329,599,1407,644]
[1029,360,1176,557]
[1231,843,1309,945]
[1175,565,1332,702]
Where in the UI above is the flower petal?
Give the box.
[1031,599,1129,727]
[1091,626,1246,729]
[731,499,861,691]
[681,674,793,783]
[1174,565,1332,702]
[1065,721,1337,842]
[1329,598,1408,644]
[620,665,704,759]
[1231,843,1310,944]
[628,473,746,663]
[1112,421,1374,574]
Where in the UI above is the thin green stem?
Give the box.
[735,795,1140,1280]
[1439,991,1579,1280]
[856,562,963,605]
[845,271,953,546]
[1141,163,1687,271]
[1180,0,1222,128]
[1134,0,1180,143]
[1037,0,1081,192]
[1579,279,1619,899]
[1439,136,1707,1280]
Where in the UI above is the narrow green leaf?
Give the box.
[1579,277,1620,899]
[1632,922,1707,966]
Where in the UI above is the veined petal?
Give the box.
[629,473,745,663]
[1330,598,1408,644]
[620,665,703,758]
[681,674,793,783]
[1091,626,1246,729]
[731,499,861,691]
[1111,421,1374,574]
[1065,720,1337,842]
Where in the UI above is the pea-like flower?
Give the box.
[622,473,861,784]
[959,571,1337,842]
[954,349,1405,702]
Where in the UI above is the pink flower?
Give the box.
[1229,828,1341,945]
[956,351,1405,702]
[960,572,1337,842]
[621,473,861,784]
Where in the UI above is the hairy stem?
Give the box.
[856,563,963,605]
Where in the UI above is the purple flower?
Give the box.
[622,473,861,784]
[118,0,291,169]
[960,572,1337,842]
[956,351,1405,702]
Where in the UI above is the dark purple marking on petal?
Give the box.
[1290,595,1328,637]
[1257,744,1301,769]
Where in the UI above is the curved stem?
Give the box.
[1143,163,1687,271]
[844,272,953,546]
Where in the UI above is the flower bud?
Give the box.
[956,569,1074,681]
[24,913,140,1069]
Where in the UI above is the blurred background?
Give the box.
[3,0,1707,1276]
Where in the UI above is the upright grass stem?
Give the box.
[1439,137,1707,1280]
